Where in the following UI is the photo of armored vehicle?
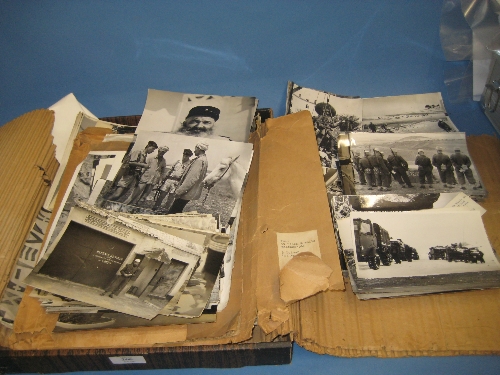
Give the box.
[428,246,448,260]
[428,243,485,263]
[446,243,485,263]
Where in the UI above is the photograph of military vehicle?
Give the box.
[353,218,420,270]
[428,243,485,263]
[390,239,419,263]
[353,218,387,270]
[428,246,448,260]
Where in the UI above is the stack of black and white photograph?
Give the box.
[22,88,257,331]
[331,194,500,300]
[285,82,465,199]
[286,82,497,299]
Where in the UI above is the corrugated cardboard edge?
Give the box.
[253,111,344,335]
[9,126,256,349]
[293,134,500,357]
[0,110,58,345]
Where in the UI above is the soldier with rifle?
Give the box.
[368,148,391,191]
[352,151,366,185]
[359,150,375,190]
[153,148,193,211]
[432,147,455,188]
[415,149,434,189]
[387,149,413,188]
[106,141,158,202]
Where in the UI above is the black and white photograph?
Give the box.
[286,81,362,167]
[131,212,237,316]
[31,210,234,331]
[25,205,202,319]
[360,92,458,133]
[345,132,486,198]
[285,85,459,169]
[119,213,232,318]
[136,88,258,143]
[97,130,253,228]
[337,210,500,299]
[52,307,217,332]
[40,151,126,259]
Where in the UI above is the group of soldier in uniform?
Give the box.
[353,147,479,191]
[352,148,412,191]
[106,140,210,213]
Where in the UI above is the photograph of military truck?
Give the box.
[429,243,485,263]
[347,210,500,279]
[353,218,418,270]
[334,209,500,299]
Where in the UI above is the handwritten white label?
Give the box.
[277,230,321,270]
[445,192,487,215]
[109,356,147,365]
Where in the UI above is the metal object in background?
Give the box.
[481,52,500,133]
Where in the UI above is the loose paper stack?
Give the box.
[286,82,498,299]
[4,89,258,331]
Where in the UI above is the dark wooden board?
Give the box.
[0,338,292,373]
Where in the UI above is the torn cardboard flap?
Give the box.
[280,252,332,305]
[253,111,344,335]
[0,109,58,306]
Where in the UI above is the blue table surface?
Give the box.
[1,1,498,374]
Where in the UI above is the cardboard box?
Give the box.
[256,113,500,357]
[0,109,499,371]
[0,109,292,372]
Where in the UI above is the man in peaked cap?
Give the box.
[178,106,221,137]
[100,257,142,298]
[168,141,209,214]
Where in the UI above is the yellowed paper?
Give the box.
[445,192,487,215]
[279,252,332,305]
[277,230,321,270]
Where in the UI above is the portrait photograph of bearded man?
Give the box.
[136,89,257,143]
[177,106,221,138]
